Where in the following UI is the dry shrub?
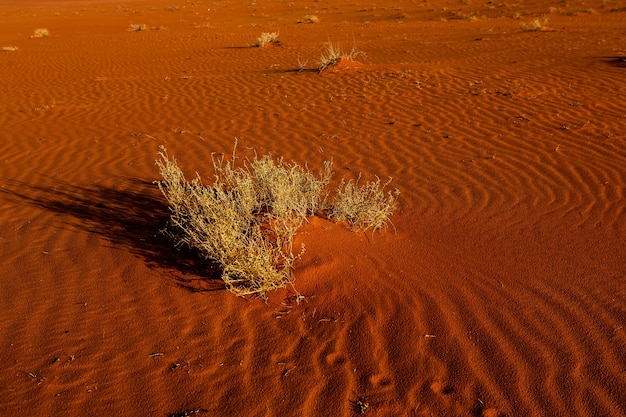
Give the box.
[332,176,399,231]
[129,23,147,32]
[32,28,49,38]
[156,146,398,298]
[520,17,548,31]
[303,15,320,23]
[253,32,280,47]
[244,156,333,224]
[317,41,363,71]
[157,148,302,297]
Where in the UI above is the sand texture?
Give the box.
[1,0,625,416]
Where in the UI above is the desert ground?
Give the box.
[1,0,625,416]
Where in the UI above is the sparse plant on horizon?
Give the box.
[156,144,398,298]
[302,15,320,23]
[253,32,280,47]
[129,23,147,32]
[520,17,548,31]
[32,28,49,38]
[317,41,363,71]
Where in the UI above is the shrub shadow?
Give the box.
[603,56,626,67]
[2,177,224,293]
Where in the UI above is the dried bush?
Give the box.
[317,41,363,72]
[520,17,548,31]
[156,146,397,298]
[253,32,280,47]
[32,28,49,38]
[129,24,147,32]
[331,176,399,231]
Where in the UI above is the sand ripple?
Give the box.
[1,1,625,416]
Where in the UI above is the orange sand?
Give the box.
[1,0,625,416]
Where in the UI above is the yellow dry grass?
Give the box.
[32,28,49,38]
[156,145,398,298]
[317,41,363,71]
[253,32,280,47]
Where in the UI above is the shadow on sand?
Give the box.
[604,56,626,68]
[2,177,224,293]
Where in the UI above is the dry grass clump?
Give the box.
[302,15,320,23]
[243,155,333,227]
[128,24,166,31]
[157,148,292,297]
[2,46,19,52]
[31,28,49,38]
[156,145,398,298]
[129,23,147,32]
[253,32,280,47]
[332,176,400,232]
[317,41,363,71]
[520,17,548,31]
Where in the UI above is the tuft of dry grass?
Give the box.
[2,46,19,52]
[520,17,548,31]
[128,23,147,32]
[331,175,399,232]
[156,146,329,298]
[32,28,49,38]
[156,148,289,297]
[317,41,363,72]
[253,32,280,47]
[156,145,398,298]
[302,15,320,23]
[297,53,309,71]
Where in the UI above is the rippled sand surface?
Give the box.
[1,1,625,416]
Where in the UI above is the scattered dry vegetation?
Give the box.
[156,145,398,298]
[129,23,147,32]
[332,175,400,231]
[129,24,166,32]
[520,17,548,31]
[2,46,19,52]
[565,8,595,16]
[297,53,309,71]
[317,41,363,71]
[300,15,320,23]
[31,28,49,38]
[253,32,280,47]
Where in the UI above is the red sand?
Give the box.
[1,0,625,416]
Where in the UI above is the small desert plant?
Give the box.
[331,175,399,231]
[129,23,147,32]
[157,148,291,297]
[156,145,398,298]
[32,28,49,38]
[317,41,363,71]
[297,53,309,71]
[253,32,280,47]
[2,46,19,52]
[302,15,320,23]
[520,17,548,31]
[156,146,331,297]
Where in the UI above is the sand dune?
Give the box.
[1,0,625,416]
